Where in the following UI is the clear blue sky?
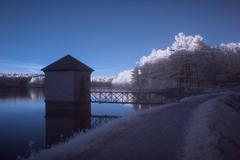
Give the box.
[0,0,239,76]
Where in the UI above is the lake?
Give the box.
[0,88,152,160]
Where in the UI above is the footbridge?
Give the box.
[90,87,172,104]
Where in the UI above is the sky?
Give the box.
[0,0,239,76]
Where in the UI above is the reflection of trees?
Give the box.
[132,91,180,104]
[132,104,158,111]
[0,76,31,87]
[0,88,44,101]
[91,115,120,129]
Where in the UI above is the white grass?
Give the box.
[182,92,240,160]
[182,98,222,160]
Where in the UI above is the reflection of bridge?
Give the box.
[90,87,169,104]
[91,115,121,128]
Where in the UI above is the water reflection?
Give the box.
[0,88,135,160]
[132,104,159,111]
[0,88,45,160]
[44,101,157,148]
[45,101,91,147]
[0,88,44,101]
[44,101,121,147]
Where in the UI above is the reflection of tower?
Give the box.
[45,101,91,147]
[41,55,94,147]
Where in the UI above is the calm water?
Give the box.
[0,88,150,160]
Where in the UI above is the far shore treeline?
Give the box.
[0,73,114,88]
[0,73,44,88]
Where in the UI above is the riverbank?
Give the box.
[23,91,240,160]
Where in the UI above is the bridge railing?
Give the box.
[90,87,172,104]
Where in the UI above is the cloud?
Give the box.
[112,69,133,85]
[0,60,44,73]
[137,48,172,67]
[171,32,209,51]
[219,42,240,53]
[91,76,114,82]
[137,32,210,67]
